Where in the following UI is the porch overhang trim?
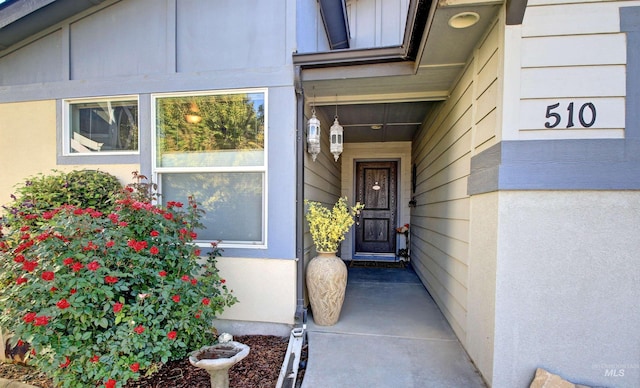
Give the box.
[468,140,640,194]
[292,46,409,69]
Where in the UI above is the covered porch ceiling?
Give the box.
[295,0,524,143]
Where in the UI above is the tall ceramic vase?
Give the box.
[306,251,348,326]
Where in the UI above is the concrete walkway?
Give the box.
[301,264,486,388]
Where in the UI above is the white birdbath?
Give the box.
[189,341,250,388]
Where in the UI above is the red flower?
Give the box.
[42,210,57,219]
[19,226,29,232]
[130,362,140,372]
[190,231,198,239]
[16,340,24,347]
[83,241,99,251]
[163,213,173,220]
[150,246,159,255]
[87,261,100,271]
[167,331,177,340]
[191,278,197,285]
[71,262,84,272]
[50,287,58,292]
[118,221,128,227]
[73,208,84,215]
[194,249,201,256]
[59,356,70,368]
[23,313,36,323]
[179,228,187,235]
[105,241,115,248]
[195,312,201,319]
[113,302,123,313]
[150,230,160,237]
[34,316,49,326]
[158,270,167,277]
[221,279,226,284]
[181,275,190,282]
[127,239,148,252]
[16,277,27,285]
[108,213,119,223]
[56,299,70,309]
[134,325,144,334]
[70,288,77,294]
[41,271,55,281]
[202,297,210,306]
[63,257,73,265]
[105,379,116,388]
[104,276,118,284]
[14,254,25,263]
[22,260,38,272]
[20,233,30,240]
[90,355,100,363]
[171,295,180,303]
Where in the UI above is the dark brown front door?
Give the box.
[354,161,397,255]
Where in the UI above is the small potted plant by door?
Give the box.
[304,197,364,326]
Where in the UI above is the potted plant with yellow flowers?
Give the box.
[304,197,364,325]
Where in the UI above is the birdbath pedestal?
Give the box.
[189,341,250,388]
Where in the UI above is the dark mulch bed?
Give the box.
[0,335,296,388]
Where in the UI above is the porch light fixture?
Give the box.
[185,101,202,124]
[448,12,480,29]
[330,98,343,161]
[307,96,321,161]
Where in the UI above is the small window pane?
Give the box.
[156,93,265,167]
[69,100,138,153]
[161,172,263,244]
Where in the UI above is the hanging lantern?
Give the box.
[307,109,321,162]
[330,116,343,161]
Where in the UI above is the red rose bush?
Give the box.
[0,185,237,387]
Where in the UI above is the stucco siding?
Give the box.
[0,100,136,198]
[216,257,297,325]
[411,15,502,344]
[493,191,640,388]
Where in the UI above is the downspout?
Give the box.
[294,65,306,326]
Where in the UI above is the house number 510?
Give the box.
[544,102,597,129]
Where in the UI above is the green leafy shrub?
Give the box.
[0,183,237,387]
[1,170,122,229]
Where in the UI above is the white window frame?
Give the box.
[151,88,268,249]
[62,95,140,156]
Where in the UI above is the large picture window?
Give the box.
[154,90,267,246]
[65,97,139,154]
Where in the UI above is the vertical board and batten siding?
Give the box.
[411,17,501,342]
[511,0,630,140]
[296,0,409,53]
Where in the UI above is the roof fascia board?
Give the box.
[0,0,57,28]
[506,0,527,25]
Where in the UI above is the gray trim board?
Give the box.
[621,6,640,140]
[469,140,640,194]
[468,7,640,194]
